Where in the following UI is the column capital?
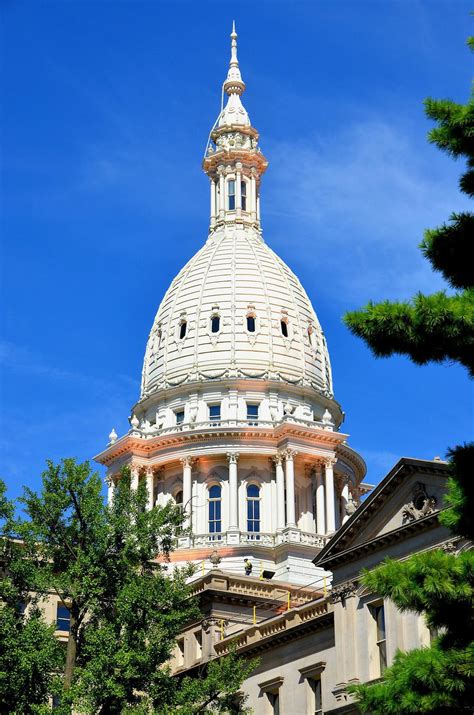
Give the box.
[180,456,197,468]
[272,452,284,466]
[129,460,141,474]
[283,448,298,461]
[104,475,115,488]
[226,452,240,464]
[324,456,337,469]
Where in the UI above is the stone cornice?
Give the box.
[317,511,441,570]
[315,458,451,567]
[94,420,349,468]
[214,598,332,658]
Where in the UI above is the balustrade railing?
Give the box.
[178,530,330,549]
[128,415,327,440]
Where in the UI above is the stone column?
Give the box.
[236,164,242,216]
[227,452,239,533]
[325,458,336,533]
[315,463,326,535]
[250,172,257,221]
[180,457,194,525]
[130,462,140,491]
[273,453,285,531]
[218,167,225,219]
[284,450,297,527]
[210,179,216,227]
[146,467,155,511]
[106,475,115,506]
[341,478,350,525]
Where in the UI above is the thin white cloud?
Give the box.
[264,119,470,304]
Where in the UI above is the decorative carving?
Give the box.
[402,483,437,523]
[180,456,197,468]
[345,494,357,517]
[283,449,297,461]
[210,548,222,567]
[227,452,240,464]
[108,428,117,445]
[330,581,358,603]
[442,539,460,554]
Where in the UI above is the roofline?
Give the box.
[313,456,450,566]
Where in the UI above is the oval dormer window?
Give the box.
[281,319,289,338]
[211,315,220,333]
[247,315,256,333]
[179,321,187,339]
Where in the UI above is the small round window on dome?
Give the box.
[280,319,289,338]
[179,321,187,339]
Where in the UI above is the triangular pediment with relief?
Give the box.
[317,458,450,566]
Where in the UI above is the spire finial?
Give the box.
[230,21,238,69]
[224,21,245,96]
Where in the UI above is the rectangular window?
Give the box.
[309,677,322,715]
[209,404,221,422]
[241,180,247,211]
[209,498,222,535]
[267,691,280,715]
[247,403,259,425]
[56,604,71,632]
[175,410,185,425]
[247,497,260,533]
[370,602,387,674]
[228,180,235,210]
[176,637,185,667]
[194,630,202,660]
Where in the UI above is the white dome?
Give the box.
[141,225,333,398]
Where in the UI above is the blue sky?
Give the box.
[1,0,473,501]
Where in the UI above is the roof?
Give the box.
[314,457,451,569]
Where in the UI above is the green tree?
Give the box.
[0,479,64,714]
[344,38,474,713]
[16,459,254,713]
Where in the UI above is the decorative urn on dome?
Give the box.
[94,25,367,585]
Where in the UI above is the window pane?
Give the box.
[228,180,235,194]
[228,195,235,210]
[247,404,259,420]
[211,316,220,333]
[209,405,221,421]
[56,605,70,632]
[176,410,184,424]
[247,315,256,332]
[209,485,221,499]
[179,321,187,339]
[376,605,386,640]
[281,320,288,338]
[247,484,259,498]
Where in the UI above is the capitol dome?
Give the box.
[141,227,333,398]
[96,25,367,588]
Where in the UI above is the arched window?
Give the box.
[211,315,220,333]
[179,320,187,339]
[174,490,183,506]
[281,319,289,338]
[247,484,260,534]
[208,485,222,538]
[241,181,247,211]
[228,180,235,210]
[246,315,256,333]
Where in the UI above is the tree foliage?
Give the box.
[0,479,64,714]
[3,460,254,713]
[345,37,474,714]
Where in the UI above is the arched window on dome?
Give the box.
[179,320,187,340]
[247,484,260,537]
[241,180,247,211]
[208,485,222,539]
[227,180,236,211]
[246,306,257,334]
[280,318,289,338]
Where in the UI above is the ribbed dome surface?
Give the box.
[141,227,333,397]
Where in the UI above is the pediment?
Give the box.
[316,458,450,567]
